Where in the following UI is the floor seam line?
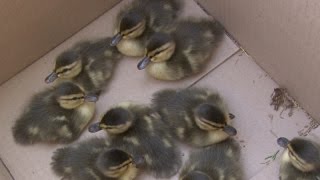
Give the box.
[0,157,15,180]
[188,49,242,88]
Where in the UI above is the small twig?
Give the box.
[261,150,280,165]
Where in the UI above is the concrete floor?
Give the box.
[0,0,319,179]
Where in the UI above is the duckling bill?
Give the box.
[12,82,97,145]
[51,138,143,180]
[88,102,182,178]
[152,88,237,147]
[137,19,224,80]
[111,0,182,56]
[277,137,320,180]
[180,139,243,180]
[45,37,122,95]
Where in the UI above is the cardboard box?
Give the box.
[0,0,120,84]
[0,0,319,179]
[198,0,320,121]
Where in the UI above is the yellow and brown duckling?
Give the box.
[180,139,243,180]
[151,88,237,147]
[45,37,122,95]
[88,101,182,178]
[110,0,182,56]
[51,138,143,180]
[277,137,320,180]
[12,82,97,145]
[137,18,224,80]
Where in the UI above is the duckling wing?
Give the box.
[72,40,93,55]
[51,146,75,177]
[52,138,108,179]
[144,0,182,32]
[142,135,182,178]
[174,20,224,72]
[79,38,121,94]
[12,91,74,144]
[84,38,122,60]
[186,139,243,179]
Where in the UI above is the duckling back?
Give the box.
[12,84,95,145]
[106,103,182,178]
[12,89,72,144]
[117,0,181,32]
[143,0,181,32]
[175,19,224,68]
[146,19,224,80]
[152,88,230,146]
[51,138,113,180]
[72,37,122,95]
[180,139,243,180]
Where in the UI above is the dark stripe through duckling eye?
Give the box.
[123,23,144,36]
[149,47,170,58]
[288,148,305,165]
[108,160,132,172]
[200,119,225,128]
[113,161,132,170]
[56,68,72,75]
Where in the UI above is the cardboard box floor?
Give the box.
[0,0,318,179]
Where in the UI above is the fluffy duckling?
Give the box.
[277,137,320,180]
[45,37,122,95]
[12,82,98,145]
[88,102,182,178]
[52,138,143,180]
[151,88,237,147]
[110,0,182,56]
[137,19,224,80]
[180,139,243,180]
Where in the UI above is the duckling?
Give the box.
[45,37,122,95]
[88,101,182,178]
[51,138,143,180]
[12,82,98,145]
[277,137,320,180]
[151,88,237,147]
[180,139,243,180]
[137,18,224,80]
[110,0,182,57]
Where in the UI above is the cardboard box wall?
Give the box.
[198,0,320,122]
[0,0,120,84]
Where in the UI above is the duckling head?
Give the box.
[111,11,147,46]
[181,171,212,180]
[193,103,237,136]
[96,149,142,178]
[55,82,98,109]
[45,50,83,83]
[278,137,320,172]
[88,107,134,134]
[137,33,176,70]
